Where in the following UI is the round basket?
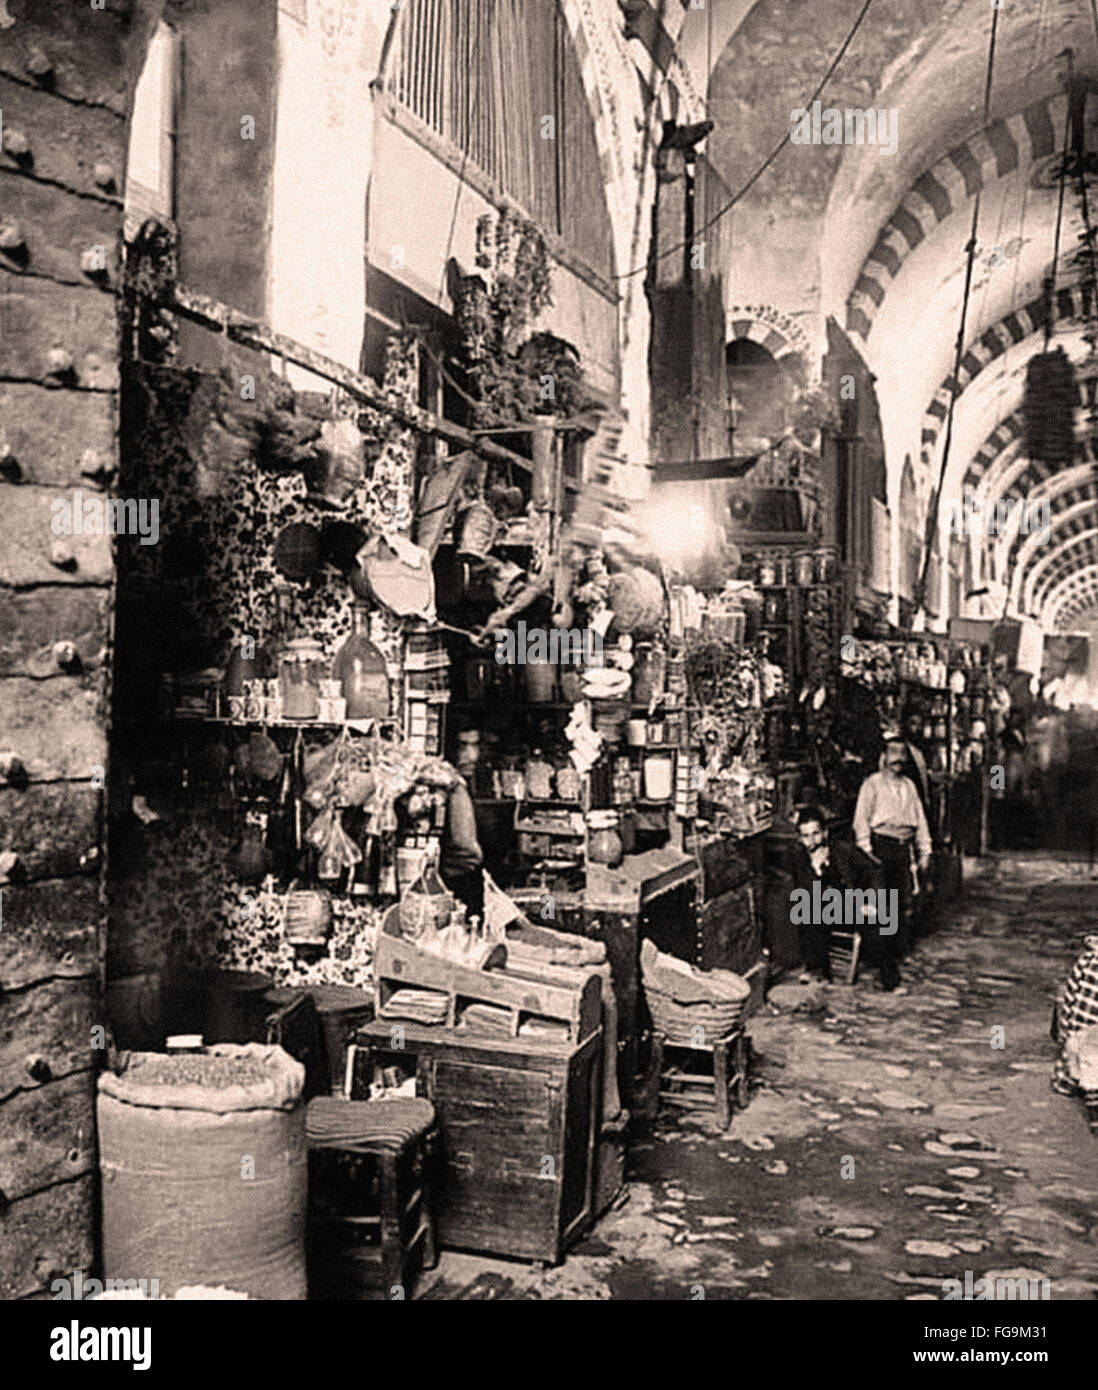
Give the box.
[645,987,747,1044]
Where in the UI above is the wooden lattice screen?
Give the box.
[389,0,614,282]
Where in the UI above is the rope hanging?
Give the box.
[1021,72,1077,473]
[913,6,1001,618]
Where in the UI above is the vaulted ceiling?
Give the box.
[693,0,1098,629]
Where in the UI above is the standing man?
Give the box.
[853,740,932,990]
[900,711,932,817]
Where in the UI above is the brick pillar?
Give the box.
[0,0,158,1299]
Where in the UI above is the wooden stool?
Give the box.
[305,1097,439,1300]
[828,931,861,985]
[652,1029,749,1131]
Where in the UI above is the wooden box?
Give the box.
[353,1020,602,1265]
[374,926,602,1044]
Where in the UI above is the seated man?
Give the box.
[791,806,882,981]
[852,741,932,990]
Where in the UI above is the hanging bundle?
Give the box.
[1023,347,1076,467]
[1022,70,1078,471]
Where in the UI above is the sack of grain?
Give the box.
[97,1044,306,1300]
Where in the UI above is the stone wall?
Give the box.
[0,0,159,1299]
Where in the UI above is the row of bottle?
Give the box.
[223,603,390,722]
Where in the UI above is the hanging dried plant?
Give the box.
[1023,347,1076,467]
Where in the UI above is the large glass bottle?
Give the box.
[333,603,389,720]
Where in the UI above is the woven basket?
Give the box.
[646,987,747,1045]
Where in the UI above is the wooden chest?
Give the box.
[352,1021,602,1265]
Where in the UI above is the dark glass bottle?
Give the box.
[333,604,389,720]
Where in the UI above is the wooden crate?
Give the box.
[374,928,601,1044]
[353,1021,602,1265]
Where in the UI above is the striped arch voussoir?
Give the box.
[1003,478,1098,577]
[919,283,1091,470]
[1031,530,1098,611]
[846,93,1067,342]
[962,378,1098,494]
[1046,565,1098,625]
[728,306,811,367]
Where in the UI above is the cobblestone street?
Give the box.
[421,858,1098,1300]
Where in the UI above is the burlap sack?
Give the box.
[97,1045,306,1300]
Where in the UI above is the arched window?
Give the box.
[725,340,796,450]
[387,0,613,281]
[125,21,177,228]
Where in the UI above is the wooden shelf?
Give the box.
[166,713,385,732]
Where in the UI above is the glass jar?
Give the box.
[587,810,623,867]
[278,639,326,719]
[332,604,389,720]
[556,762,582,802]
[642,751,674,801]
[794,552,815,587]
[757,559,776,588]
[632,643,666,705]
[815,549,835,583]
[524,750,555,800]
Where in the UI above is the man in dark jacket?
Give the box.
[791,806,882,980]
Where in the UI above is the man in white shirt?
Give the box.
[853,740,932,989]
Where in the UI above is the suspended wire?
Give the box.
[1000,75,1078,618]
[1043,75,1073,352]
[914,5,1001,616]
[614,0,879,281]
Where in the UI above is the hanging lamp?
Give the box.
[1022,70,1080,470]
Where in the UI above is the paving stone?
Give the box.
[904,1239,960,1257]
[946,1166,982,1179]
[937,1132,985,1149]
[829,1226,877,1241]
[934,1103,1005,1121]
[874,1091,932,1111]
